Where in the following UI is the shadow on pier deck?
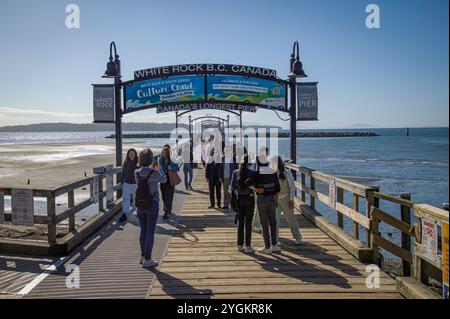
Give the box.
[7,173,401,299]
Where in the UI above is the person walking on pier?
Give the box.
[119,148,138,222]
[248,147,281,254]
[181,145,194,190]
[231,154,255,253]
[205,148,223,209]
[222,146,237,210]
[159,146,180,219]
[134,148,167,268]
[272,156,303,245]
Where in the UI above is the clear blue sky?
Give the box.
[0,0,448,128]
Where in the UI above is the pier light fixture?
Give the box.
[289,41,307,78]
[103,41,121,78]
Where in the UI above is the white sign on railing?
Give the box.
[421,217,439,265]
[11,189,34,226]
[0,188,4,224]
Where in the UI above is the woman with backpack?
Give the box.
[119,148,138,222]
[159,146,180,219]
[272,156,303,245]
[134,148,167,268]
[231,154,255,253]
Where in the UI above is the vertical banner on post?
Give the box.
[297,82,318,121]
[105,164,114,207]
[421,217,439,266]
[93,84,115,123]
[11,189,34,226]
[0,188,4,224]
[443,222,449,299]
[329,180,336,211]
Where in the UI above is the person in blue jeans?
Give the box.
[181,146,194,190]
[134,148,167,268]
[159,146,180,219]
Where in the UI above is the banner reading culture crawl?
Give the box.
[124,75,205,111]
[207,75,287,110]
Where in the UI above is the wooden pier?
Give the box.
[0,165,447,299]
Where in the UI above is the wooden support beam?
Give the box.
[337,187,344,229]
[353,194,359,240]
[47,196,56,244]
[68,190,75,232]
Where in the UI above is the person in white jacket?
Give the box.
[272,156,303,245]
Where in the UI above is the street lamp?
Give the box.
[289,41,307,166]
[102,41,123,197]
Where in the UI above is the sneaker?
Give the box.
[208,206,214,209]
[237,245,244,252]
[244,246,255,254]
[142,259,159,268]
[295,237,303,245]
[271,245,281,253]
[139,257,145,264]
[119,213,127,222]
[258,247,272,254]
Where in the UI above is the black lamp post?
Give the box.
[102,41,123,197]
[288,41,307,165]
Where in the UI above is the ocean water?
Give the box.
[0,127,448,255]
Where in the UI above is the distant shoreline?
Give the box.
[107,132,380,139]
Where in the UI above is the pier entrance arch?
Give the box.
[93,41,318,170]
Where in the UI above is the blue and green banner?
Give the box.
[125,75,205,110]
[207,75,287,110]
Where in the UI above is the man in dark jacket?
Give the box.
[247,147,281,254]
[205,148,223,209]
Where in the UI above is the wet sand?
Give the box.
[0,141,165,189]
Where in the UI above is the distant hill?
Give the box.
[0,122,282,132]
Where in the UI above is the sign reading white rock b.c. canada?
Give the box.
[0,188,4,224]
[11,189,34,226]
[93,84,115,123]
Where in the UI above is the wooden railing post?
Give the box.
[367,186,380,264]
[47,196,57,244]
[353,193,359,240]
[98,176,104,212]
[310,176,316,209]
[337,187,344,229]
[68,190,75,232]
[400,193,412,276]
[301,172,306,202]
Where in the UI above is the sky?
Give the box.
[0,0,448,129]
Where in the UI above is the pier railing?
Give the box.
[0,167,123,255]
[287,163,448,299]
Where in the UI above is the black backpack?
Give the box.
[135,171,153,209]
